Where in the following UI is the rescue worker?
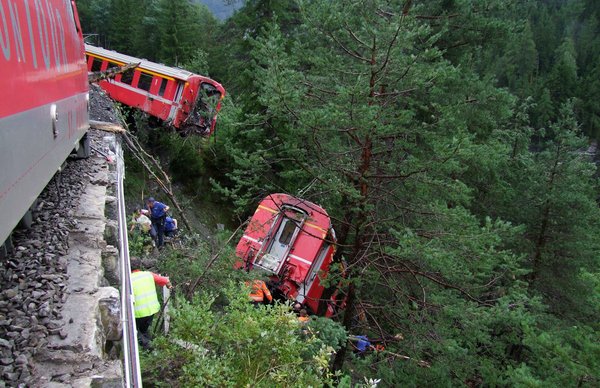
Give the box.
[146,197,169,248]
[130,208,156,240]
[297,308,310,337]
[246,278,273,306]
[292,301,303,316]
[130,257,171,349]
[164,216,178,238]
[350,335,372,356]
[298,309,310,323]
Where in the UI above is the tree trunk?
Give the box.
[530,144,561,285]
[332,282,356,371]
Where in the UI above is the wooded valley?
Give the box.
[79,0,599,386]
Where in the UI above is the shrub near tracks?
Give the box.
[141,283,343,387]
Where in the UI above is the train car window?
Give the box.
[91,58,102,72]
[158,79,168,97]
[107,62,119,69]
[201,82,221,99]
[278,220,297,245]
[174,82,185,102]
[138,72,153,92]
[121,69,134,85]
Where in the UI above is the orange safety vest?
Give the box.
[246,280,272,302]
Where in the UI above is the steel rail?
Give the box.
[114,136,143,387]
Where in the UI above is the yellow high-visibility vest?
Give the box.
[132,271,160,318]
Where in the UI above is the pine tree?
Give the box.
[109,0,146,53]
[76,0,114,47]
[547,38,579,104]
[524,102,600,321]
[157,0,206,65]
[578,58,600,138]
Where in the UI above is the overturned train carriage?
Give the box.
[235,193,343,316]
[85,44,225,136]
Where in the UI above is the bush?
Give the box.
[141,283,342,387]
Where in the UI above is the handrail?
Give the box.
[113,135,143,387]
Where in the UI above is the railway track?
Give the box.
[0,126,142,386]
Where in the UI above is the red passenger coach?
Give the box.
[0,0,89,246]
[236,194,342,316]
[85,44,225,136]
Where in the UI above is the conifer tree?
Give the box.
[109,0,145,53]
[157,0,204,65]
[522,102,600,321]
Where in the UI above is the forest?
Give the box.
[78,0,599,386]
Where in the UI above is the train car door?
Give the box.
[167,81,185,122]
[256,208,306,273]
[296,242,331,303]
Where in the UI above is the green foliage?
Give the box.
[128,230,154,257]
[183,49,209,75]
[547,38,579,104]
[208,97,288,214]
[141,284,343,386]
[79,0,220,67]
[157,0,200,65]
[303,316,348,356]
[160,133,206,184]
[108,0,146,54]
[156,231,238,296]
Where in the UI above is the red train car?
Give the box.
[85,44,225,136]
[0,0,89,246]
[236,193,342,316]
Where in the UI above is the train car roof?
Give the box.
[259,193,333,233]
[85,44,196,80]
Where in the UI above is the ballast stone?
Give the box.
[27,144,123,386]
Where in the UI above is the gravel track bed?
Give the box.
[0,130,114,386]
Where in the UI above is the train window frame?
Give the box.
[120,69,135,85]
[278,219,298,245]
[138,72,153,92]
[91,57,102,72]
[158,78,168,97]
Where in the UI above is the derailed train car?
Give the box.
[235,193,344,316]
[0,0,90,247]
[85,44,225,136]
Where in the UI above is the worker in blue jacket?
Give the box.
[146,197,170,248]
[164,216,178,238]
